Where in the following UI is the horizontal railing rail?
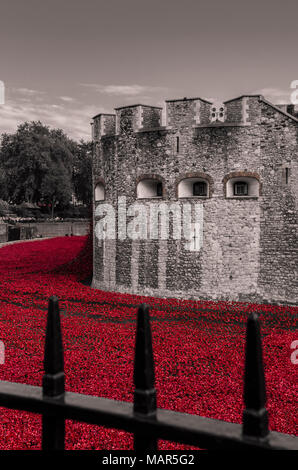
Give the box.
[0,381,296,450]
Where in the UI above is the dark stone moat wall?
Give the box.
[92,98,297,304]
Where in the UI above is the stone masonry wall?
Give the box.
[258,101,298,303]
[92,96,298,305]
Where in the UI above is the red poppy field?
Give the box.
[0,236,296,449]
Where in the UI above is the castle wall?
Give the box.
[92,96,298,304]
[258,101,298,303]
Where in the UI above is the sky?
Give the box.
[0,0,297,141]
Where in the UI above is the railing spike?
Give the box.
[243,312,269,439]
[43,296,65,397]
[42,296,65,450]
[134,303,156,415]
[133,303,157,452]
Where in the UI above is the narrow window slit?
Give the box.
[156,182,163,197]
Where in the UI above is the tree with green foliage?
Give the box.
[0,167,8,201]
[40,164,72,218]
[0,121,93,215]
[0,121,75,205]
[72,140,93,205]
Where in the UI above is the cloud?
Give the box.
[0,84,170,141]
[204,97,217,103]
[59,96,75,102]
[0,98,104,141]
[252,87,292,104]
[13,87,46,96]
[80,83,166,96]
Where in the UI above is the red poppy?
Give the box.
[0,236,296,449]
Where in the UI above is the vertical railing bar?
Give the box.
[242,312,269,439]
[133,303,158,453]
[42,296,65,450]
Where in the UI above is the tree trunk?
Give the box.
[51,199,54,219]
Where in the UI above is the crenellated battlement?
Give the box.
[92,94,298,141]
[92,113,116,141]
[223,95,264,126]
[165,97,212,128]
[115,104,163,134]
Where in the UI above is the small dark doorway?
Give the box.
[8,226,21,241]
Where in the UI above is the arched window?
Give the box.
[137,178,163,199]
[224,174,260,198]
[178,177,209,198]
[95,182,105,201]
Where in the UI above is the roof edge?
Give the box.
[114,104,163,110]
[223,94,263,104]
[260,98,298,123]
[165,97,212,104]
[92,113,115,119]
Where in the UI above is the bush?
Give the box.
[56,205,89,219]
[12,206,35,218]
[36,213,50,220]
[0,199,11,216]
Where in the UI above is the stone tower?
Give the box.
[92,95,298,305]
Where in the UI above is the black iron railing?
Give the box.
[0,296,296,451]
